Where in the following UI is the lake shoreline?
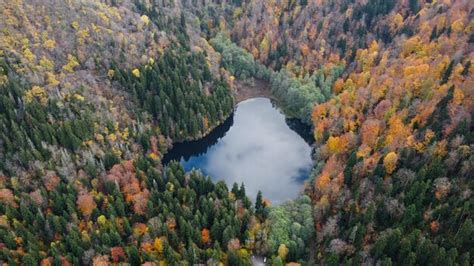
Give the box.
[166,78,312,147]
[233,78,275,104]
[168,78,274,145]
[162,98,314,203]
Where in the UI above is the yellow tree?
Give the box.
[132,68,141,78]
[278,244,289,260]
[154,237,164,253]
[383,152,398,174]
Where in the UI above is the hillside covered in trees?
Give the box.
[228,0,474,264]
[0,0,264,264]
[0,0,473,265]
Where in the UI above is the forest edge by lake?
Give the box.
[162,97,314,204]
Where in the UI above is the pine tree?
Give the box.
[255,191,265,218]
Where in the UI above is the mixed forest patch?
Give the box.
[0,0,473,265]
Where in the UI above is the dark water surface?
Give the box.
[163,98,313,204]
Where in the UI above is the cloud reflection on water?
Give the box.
[181,98,313,204]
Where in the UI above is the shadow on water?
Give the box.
[285,118,314,145]
[268,98,314,145]
[162,113,234,164]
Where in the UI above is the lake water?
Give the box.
[162,97,313,204]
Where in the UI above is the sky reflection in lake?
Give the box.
[166,98,313,204]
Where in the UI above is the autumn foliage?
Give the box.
[201,228,210,244]
[0,0,472,265]
[230,0,474,264]
[76,190,96,217]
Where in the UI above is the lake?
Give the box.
[162,97,313,204]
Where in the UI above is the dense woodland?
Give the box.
[113,48,233,140]
[0,0,473,265]
[219,0,474,263]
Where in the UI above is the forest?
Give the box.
[0,0,473,265]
